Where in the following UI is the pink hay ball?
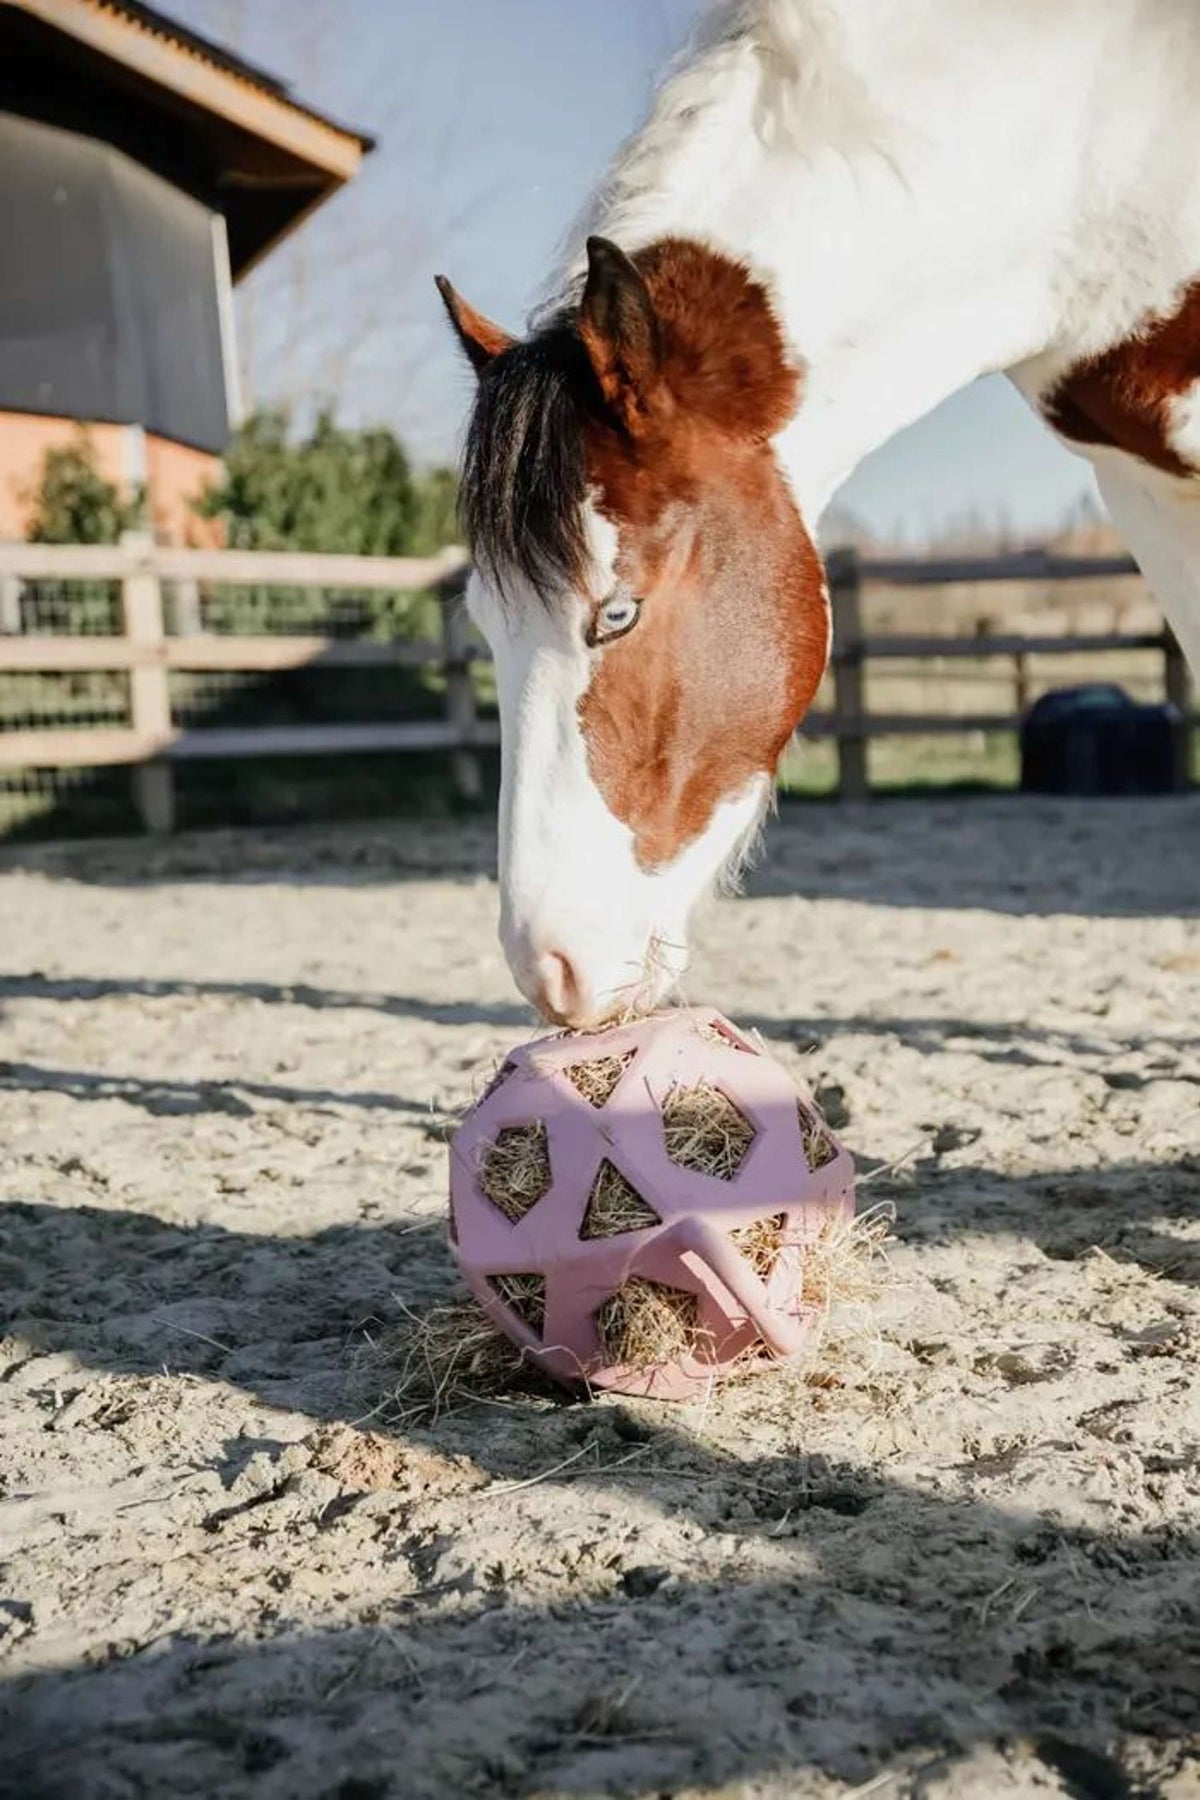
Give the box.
[448,1007,856,1402]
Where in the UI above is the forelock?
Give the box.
[460,320,597,604]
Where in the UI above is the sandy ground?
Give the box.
[0,795,1198,1800]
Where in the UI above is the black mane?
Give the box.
[459,318,596,602]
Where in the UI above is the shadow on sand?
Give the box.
[2,1129,1197,1796]
[1,791,1196,917]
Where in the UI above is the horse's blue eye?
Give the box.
[590,594,642,645]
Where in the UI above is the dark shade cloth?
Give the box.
[0,110,230,452]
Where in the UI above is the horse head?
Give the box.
[438,235,828,1025]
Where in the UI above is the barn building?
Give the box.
[0,0,371,541]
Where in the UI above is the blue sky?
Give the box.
[173,0,1098,541]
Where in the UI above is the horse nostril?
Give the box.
[532,950,587,1025]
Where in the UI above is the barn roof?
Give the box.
[0,0,374,277]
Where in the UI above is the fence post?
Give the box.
[0,574,21,635]
[439,569,482,804]
[120,531,174,833]
[1013,648,1031,716]
[172,575,203,636]
[829,548,868,800]
[1163,623,1192,791]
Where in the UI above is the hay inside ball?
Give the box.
[448,1007,858,1401]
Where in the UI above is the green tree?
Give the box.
[195,407,433,555]
[409,466,460,555]
[28,432,144,544]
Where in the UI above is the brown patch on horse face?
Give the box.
[1046,280,1200,478]
[580,237,802,441]
[575,240,825,871]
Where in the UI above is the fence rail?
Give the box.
[0,541,471,587]
[0,536,479,830]
[0,538,1192,827]
[820,548,1192,798]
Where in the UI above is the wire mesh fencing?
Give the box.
[0,545,488,838]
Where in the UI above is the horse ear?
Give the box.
[435,276,514,375]
[578,236,663,430]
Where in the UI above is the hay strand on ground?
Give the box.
[800,1202,894,1316]
[378,1299,534,1424]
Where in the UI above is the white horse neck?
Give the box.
[554,0,1200,522]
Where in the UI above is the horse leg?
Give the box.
[1094,459,1200,678]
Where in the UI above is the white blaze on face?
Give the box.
[467,509,770,1025]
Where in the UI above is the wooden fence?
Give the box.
[821,548,1193,798]
[0,536,481,830]
[0,538,1192,828]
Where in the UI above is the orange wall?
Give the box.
[144,433,224,545]
[0,412,223,545]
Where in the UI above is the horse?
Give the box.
[436,0,1200,1028]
